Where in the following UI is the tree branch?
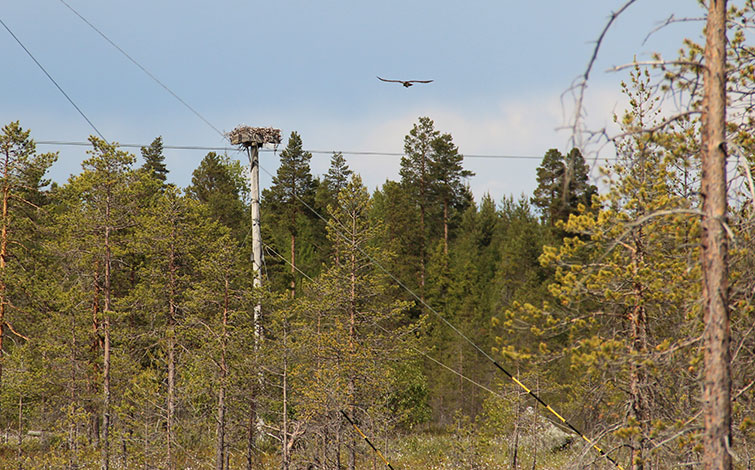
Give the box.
[5,321,29,341]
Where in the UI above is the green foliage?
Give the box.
[186,151,247,239]
[140,135,168,185]
[262,132,325,295]
[531,147,597,228]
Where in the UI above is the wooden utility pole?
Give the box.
[248,142,263,341]
[229,126,281,340]
[229,125,281,470]
[701,2,731,470]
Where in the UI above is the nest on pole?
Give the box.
[228,126,282,147]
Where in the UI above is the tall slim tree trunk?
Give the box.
[443,198,449,256]
[282,319,289,470]
[16,395,22,470]
[290,233,296,299]
[167,320,176,470]
[167,238,177,470]
[701,1,731,469]
[0,176,9,388]
[69,306,79,470]
[419,154,426,304]
[629,233,650,470]
[102,215,112,470]
[348,215,357,470]
[216,278,229,470]
[91,261,101,449]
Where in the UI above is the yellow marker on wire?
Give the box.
[263,238,625,470]
[491,360,626,470]
[341,410,396,470]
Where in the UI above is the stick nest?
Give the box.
[228,126,282,146]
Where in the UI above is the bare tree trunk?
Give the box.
[291,233,296,299]
[443,198,449,256]
[419,171,426,305]
[216,278,230,470]
[701,2,731,469]
[16,395,22,470]
[0,173,8,389]
[102,212,112,470]
[282,319,289,470]
[69,306,79,470]
[167,237,177,470]
[91,261,101,449]
[348,213,357,470]
[167,322,176,470]
[629,232,650,470]
[246,386,257,470]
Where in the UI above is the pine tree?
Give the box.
[497,69,703,469]
[292,175,417,470]
[186,152,246,239]
[316,152,352,262]
[130,186,203,470]
[401,117,439,300]
[429,132,473,254]
[262,132,318,297]
[0,122,56,391]
[64,137,142,470]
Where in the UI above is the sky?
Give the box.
[2,0,705,203]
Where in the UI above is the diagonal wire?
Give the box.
[57,0,225,139]
[57,4,626,464]
[0,16,107,142]
[257,164,626,469]
[264,241,505,399]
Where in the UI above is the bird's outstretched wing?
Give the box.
[377,76,403,83]
[377,76,433,87]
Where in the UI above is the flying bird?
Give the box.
[377,76,433,87]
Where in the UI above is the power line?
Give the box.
[257,164,627,470]
[35,140,624,161]
[57,0,226,138]
[0,16,107,142]
[50,4,625,465]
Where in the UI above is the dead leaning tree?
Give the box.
[568,2,733,470]
[228,125,282,470]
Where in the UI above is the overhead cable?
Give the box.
[57,4,626,465]
[0,16,107,142]
[57,0,225,138]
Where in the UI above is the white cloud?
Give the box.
[289,85,628,203]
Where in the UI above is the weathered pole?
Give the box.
[701,1,731,470]
[247,143,263,343]
[228,125,281,470]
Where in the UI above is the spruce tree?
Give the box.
[140,136,168,185]
[531,148,597,227]
[262,132,318,297]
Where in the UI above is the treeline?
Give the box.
[0,70,754,470]
[0,107,599,470]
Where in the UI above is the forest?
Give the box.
[1,4,755,470]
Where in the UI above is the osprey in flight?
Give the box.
[377,76,433,87]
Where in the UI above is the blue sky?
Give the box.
[2,0,703,202]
